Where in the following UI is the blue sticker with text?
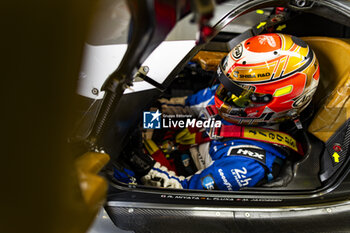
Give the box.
[143,110,161,129]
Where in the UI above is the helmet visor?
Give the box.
[215,84,272,108]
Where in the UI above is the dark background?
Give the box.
[2,1,96,233]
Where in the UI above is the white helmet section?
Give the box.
[77,40,196,99]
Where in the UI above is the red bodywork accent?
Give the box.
[333,144,342,152]
[154,0,177,31]
[275,7,285,14]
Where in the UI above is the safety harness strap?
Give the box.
[205,105,304,155]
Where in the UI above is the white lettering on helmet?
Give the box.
[258,35,276,47]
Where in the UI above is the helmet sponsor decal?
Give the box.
[258,35,277,47]
[232,44,243,59]
[245,33,281,52]
[292,87,317,108]
[239,72,271,79]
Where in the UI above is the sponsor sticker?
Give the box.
[231,167,252,188]
[258,35,277,47]
[201,174,216,190]
[232,44,243,59]
[228,147,266,164]
[218,169,233,191]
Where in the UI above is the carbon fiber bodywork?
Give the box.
[106,201,350,233]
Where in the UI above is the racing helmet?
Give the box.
[215,33,320,125]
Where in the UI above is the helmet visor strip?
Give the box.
[216,60,272,108]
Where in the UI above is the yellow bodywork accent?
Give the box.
[306,37,350,142]
[257,22,267,29]
[192,51,227,71]
[273,85,293,97]
[75,152,110,207]
[332,152,340,163]
[256,9,264,14]
[276,24,286,31]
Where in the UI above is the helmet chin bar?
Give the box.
[229,108,248,117]
[250,93,273,104]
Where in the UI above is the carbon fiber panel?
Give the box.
[106,203,350,233]
[106,206,237,233]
